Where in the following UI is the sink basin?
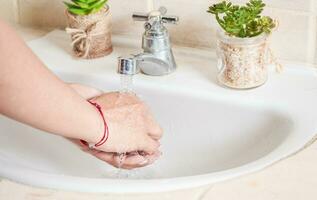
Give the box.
[1,30,317,193]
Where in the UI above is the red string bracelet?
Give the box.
[80,100,109,148]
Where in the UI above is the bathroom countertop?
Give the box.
[1,24,317,200]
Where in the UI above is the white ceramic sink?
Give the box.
[1,30,317,193]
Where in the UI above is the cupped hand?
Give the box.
[68,83,163,169]
[89,92,163,169]
[90,92,163,153]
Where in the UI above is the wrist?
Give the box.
[81,100,109,147]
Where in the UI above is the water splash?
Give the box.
[114,152,128,178]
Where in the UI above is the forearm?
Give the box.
[0,20,102,143]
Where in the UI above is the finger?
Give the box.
[143,155,159,165]
[68,83,103,99]
[92,151,123,168]
[66,138,91,151]
[119,156,151,169]
[119,162,148,170]
[145,150,162,162]
[93,151,144,169]
[91,150,161,170]
[147,121,163,140]
[141,137,160,154]
[93,151,142,169]
[144,112,163,140]
[123,154,148,166]
[120,151,161,169]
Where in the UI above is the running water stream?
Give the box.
[105,74,157,179]
[120,74,134,94]
[114,74,142,177]
[116,74,134,172]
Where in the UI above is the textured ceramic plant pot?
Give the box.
[216,30,270,89]
[65,5,113,59]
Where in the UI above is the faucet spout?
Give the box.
[117,55,140,75]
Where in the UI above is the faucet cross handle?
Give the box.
[132,7,179,25]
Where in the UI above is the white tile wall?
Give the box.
[224,0,316,12]
[0,0,17,22]
[17,0,66,27]
[14,0,149,36]
[108,0,149,36]
[155,0,217,48]
[265,8,316,63]
[0,0,317,64]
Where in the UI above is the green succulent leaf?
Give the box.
[64,0,108,16]
[88,0,106,10]
[76,0,98,3]
[90,0,107,14]
[207,0,275,38]
[71,0,89,9]
[69,8,91,15]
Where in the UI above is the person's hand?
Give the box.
[68,83,163,169]
[89,92,163,168]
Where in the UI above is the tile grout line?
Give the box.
[267,6,316,16]
[147,0,154,12]
[306,0,317,64]
[197,185,213,200]
[13,0,20,24]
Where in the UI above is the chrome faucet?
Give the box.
[118,7,179,76]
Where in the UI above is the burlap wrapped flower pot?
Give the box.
[65,5,113,59]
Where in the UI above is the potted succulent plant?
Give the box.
[64,0,113,59]
[208,0,276,89]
